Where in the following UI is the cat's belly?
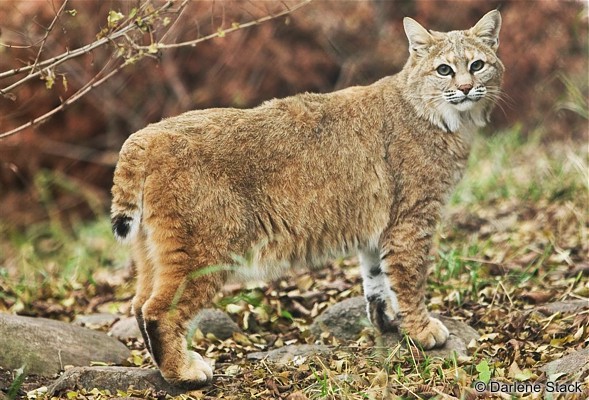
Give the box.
[228,246,348,283]
[228,228,382,283]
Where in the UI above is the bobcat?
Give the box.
[111,10,503,388]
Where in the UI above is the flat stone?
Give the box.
[540,348,589,378]
[533,300,588,316]
[369,315,479,358]
[0,314,131,377]
[247,344,331,364]
[108,309,241,342]
[109,317,142,340]
[310,296,479,357]
[47,366,186,397]
[73,313,120,329]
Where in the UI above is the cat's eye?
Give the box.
[470,60,485,72]
[436,64,454,76]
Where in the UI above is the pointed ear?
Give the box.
[403,17,434,56]
[471,10,501,50]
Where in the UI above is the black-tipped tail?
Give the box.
[112,215,133,240]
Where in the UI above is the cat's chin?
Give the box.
[451,99,477,112]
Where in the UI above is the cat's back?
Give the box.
[139,82,384,140]
[123,82,389,178]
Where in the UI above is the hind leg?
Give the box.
[140,230,226,388]
[130,231,155,355]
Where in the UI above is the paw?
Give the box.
[367,296,398,333]
[405,317,449,349]
[162,351,214,389]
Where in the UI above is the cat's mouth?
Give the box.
[450,97,478,105]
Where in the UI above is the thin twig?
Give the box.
[0,1,171,81]
[0,42,41,49]
[1,34,112,96]
[0,0,313,138]
[138,0,312,50]
[0,63,125,139]
[28,0,69,78]
[498,280,514,307]
[457,256,501,265]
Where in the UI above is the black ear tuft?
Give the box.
[112,215,132,238]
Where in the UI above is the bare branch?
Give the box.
[0,1,171,81]
[142,0,312,50]
[29,0,69,78]
[0,0,313,139]
[0,42,41,49]
[159,0,190,43]
[1,33,112,90]
[0,63,125,140]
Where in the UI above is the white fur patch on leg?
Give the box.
[359,249,399,313]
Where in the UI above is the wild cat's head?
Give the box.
[401,10,504,133]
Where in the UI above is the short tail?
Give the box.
[111,138,146,243]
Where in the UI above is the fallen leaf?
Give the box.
[286,391,309,400]
[521,290,554,304]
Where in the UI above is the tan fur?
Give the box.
[111,11,503,388]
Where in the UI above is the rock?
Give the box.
[0,314,131,376]
[109,309,240,342]
[370,315,478,358]
[424,317,480,358]
[533,300,588,316]
[310,296,479,357]
[47,366,186,397]
[247,344,331,364]
[109,317,142,340]
[540,348,589,377]
[310,296,370,341]
[73,313,120,329]
[192,308,241,340]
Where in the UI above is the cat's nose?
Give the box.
[457,84,473,95]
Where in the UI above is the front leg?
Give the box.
[379,212,449,349]
[359,248,399,333]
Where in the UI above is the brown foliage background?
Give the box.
[0,0,587,228]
